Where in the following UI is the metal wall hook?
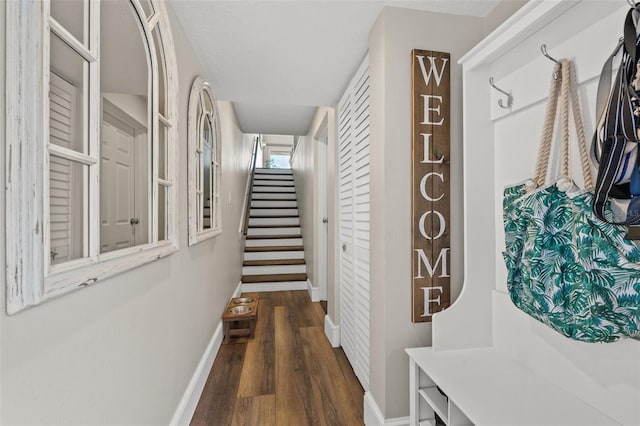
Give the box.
[540,44,560,64]
[541,44,561,80]
[489,77,513,109]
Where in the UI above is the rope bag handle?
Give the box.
[533,60,593,189]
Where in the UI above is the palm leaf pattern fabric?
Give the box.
[503,179,640,342]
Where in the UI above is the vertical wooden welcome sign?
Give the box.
[411,49,451,323]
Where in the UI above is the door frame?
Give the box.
[314,116,329,301]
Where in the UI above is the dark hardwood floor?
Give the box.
[191,291,364,426]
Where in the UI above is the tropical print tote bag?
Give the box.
[502,60,640,343]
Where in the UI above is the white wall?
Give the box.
[0,0,5,421]
[291,107,338,312]
[263,134,294,148]
[368,7,485,419]
[0,4,252,424]
[291,124,315,286]
[483,0,526,34]
[102,93,148,127]
[263,134,294,167]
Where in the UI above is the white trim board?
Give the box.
[364,392,409,426]
[324,314,340,348]
[241,280,307,293]
[307,279,320,302]
[170,282,242,426]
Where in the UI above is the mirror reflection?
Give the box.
[99,1,151,253]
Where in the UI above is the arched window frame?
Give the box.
[5,0,179,314]
[187,77,222,245]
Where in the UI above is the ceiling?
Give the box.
[170,1,501,135]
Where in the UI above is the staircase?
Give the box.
[242,168,308,291]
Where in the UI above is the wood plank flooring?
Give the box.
[191,291,364,426]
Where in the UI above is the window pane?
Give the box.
[203,118,213,230]
[139,0,154,19]
[50,32,87,154]
[152,28,167,117]
[50,0,86,45]
[158,123,166,180]
[270,154,291,169]
[213,115,220,167]
[50,157,87,265]
[202,91,213,114]
[158,185,167,241]
[100,0,151,252]
[196,187,202,231]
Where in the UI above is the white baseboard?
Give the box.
[170,322,223,426]
[307,279,320,302]
[364,392,409,426]
[233,281,242,297]
[241,280,307,292]
[324,314,340,348]
[170,282,242,426]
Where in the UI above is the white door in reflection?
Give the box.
[100,104,148,253]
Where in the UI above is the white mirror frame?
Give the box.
[187,76,222,245]
[5,0,179,314]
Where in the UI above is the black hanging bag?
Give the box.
[592,6,640,224]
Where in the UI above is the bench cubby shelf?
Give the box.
[407,346,618,426]
[409,352,472,426]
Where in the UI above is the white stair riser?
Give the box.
[242,264,307,275]
[247,227,301,236]
[249,217,300,226]
[250,209,298,216]
[252,193,296,200]
[241,282,307,292]
[254,168,292,175]
[253,180,295,187]
[244,251,305,261]
[252,186,296,193]
[251,200,298,208]
[245,238,303,247]
[254,174,293,181]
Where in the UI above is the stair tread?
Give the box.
[248,224,300,228]
[245,246,304,252]
[246,234,302,240]
[253,178,294,181]
[251,206,298,209]
[252,197,297,201]
[242,273,308,283]
[250,214,299,217]
[253,180,295,184]
[251,202,297,204]
[243,259,306,266]
[251,190,296,193]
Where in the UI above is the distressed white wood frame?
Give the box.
[187,77,222,246]
[5,0,179,315]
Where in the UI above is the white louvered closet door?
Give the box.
[338,56,370,391]
[338,77,356,373]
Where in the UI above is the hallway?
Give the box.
[191,291,364,426]
[1,2,542,424]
